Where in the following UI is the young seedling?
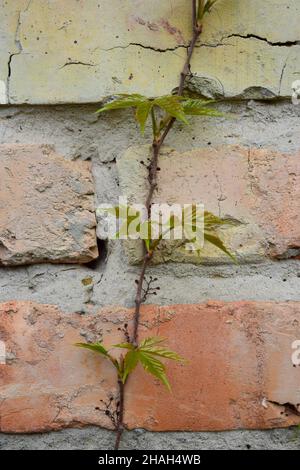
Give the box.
[76,0,231,450]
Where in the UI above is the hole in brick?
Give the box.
[85,239,107,269]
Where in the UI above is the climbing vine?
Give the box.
[76,0,232,450]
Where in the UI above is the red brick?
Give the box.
[156,145,300,260]
[0,144,98,265]
[119,145,300,263]
[0,301,300,432]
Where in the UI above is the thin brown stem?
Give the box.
[114,357,125,450]
[114,0,203,450]
[114,377,124,450]
[132,0,202,345]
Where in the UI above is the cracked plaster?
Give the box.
[0,0,300,103]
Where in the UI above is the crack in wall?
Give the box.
[5,9,299,102]
[279,56,289,95]
[59,61,98,69]
[97,42,188,53]
[267,399,300,417]
[96,32,300,54]
[6,8,24,103]
[223,33,300,47]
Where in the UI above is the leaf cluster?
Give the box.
[198,0,219,20]
[103,204,236,260]
[75,337,185,390]
[97,94,223,136]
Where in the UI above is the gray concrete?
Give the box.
[0,101,300,449]
[1,427,300,450]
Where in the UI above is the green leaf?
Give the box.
[113,342,134,350]
[139,337,184,361]
[183,98,214,109]
[96,94,148,113]
[135,101,153,134]
[144,238,151,252]
[141,346,185,362]
[198,0,219,19]
[182,99,223,117]
[204,231,236,261]
[154,95,189,124]
[138,351,171,390]
[204,211,235,229]
[204,0,219,14]
[139,337,167,349]
[112,205,142,239]
[75,342,120,371]
[75,342,109,356]
[116,337,185,389]
[123,350,139,383]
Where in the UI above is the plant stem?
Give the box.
[132,0,202,345]
[114,0,202,450]
[114,377,124,450]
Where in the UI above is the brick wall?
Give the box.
[0,0,300,450]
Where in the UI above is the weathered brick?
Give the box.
[0,301,299,432]
[0,301,123,432]
[1,1,299,103]
[126,301,300,431]
[117,145,300,264]
[0,144,98,265]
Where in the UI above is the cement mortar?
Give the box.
[0,101,299,449]
[0,427,300,450]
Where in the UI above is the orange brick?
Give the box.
[0,301,300,432]
[0,144,98,265]
[119,145,300,263]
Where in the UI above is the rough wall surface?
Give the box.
[1,301,300,433]
[0,102,300,449]
[0,0,300,103]
[118,144,300,264]
[0,0,300,451]
[0,144,98,265]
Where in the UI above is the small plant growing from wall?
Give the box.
[76,0,233,450]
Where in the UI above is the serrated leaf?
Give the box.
[204,211,234,229]
[75,342,109,356]
[139,337,167,349]
[183,98,214,109]
[198,0,219,20]
[204,0,219,13]
[185,107,224,118]
[113,342,134,350]
[142,347,185,362]
[138,351,171,390]
[75,342,120,371]
[96,94,148,113]
[139,337,185,362]
[182,99,223,117]
[154,95,189,124]
[115,337,185,388]
[204,231,236,261]
[135,101,153,134]
[123,350,139,383]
